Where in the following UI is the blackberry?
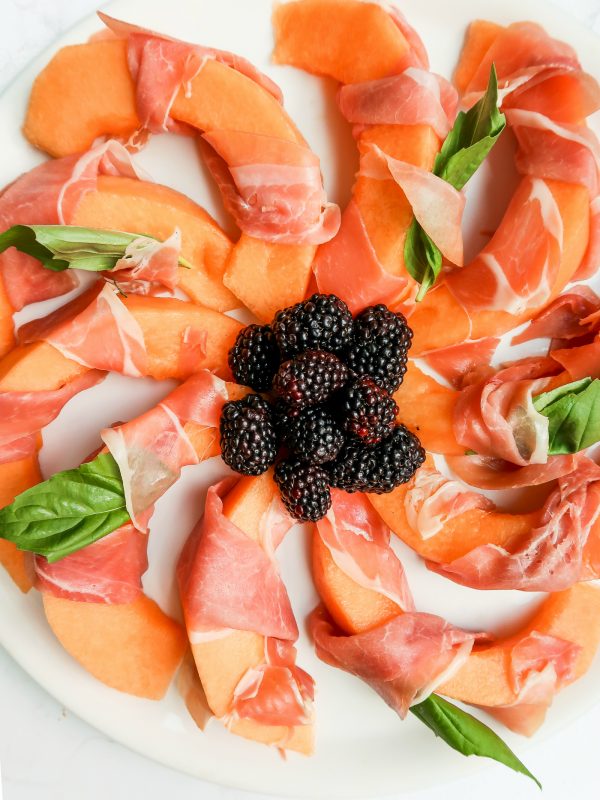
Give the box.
[228,324,279,392]
[342,376,398,445]
[273,293,353,359]
[220,394,278,475]
[275,458,332,522]
[328,425,425,493]
[273,350,349,408]
[345,305,413,393]
[282,405,345,464]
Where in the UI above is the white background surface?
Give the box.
[1,0,600,798]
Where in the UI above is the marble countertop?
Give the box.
[1,1,600,798]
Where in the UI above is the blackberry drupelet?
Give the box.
[273,350,349,408]
[227,324,280,392]
[342,376,399,445]
[283,405,345,464]
[328,425,425,493]
[220,394,278,475]
[275,458,332,522]
[345,304,413,393]
[272,293,354,359]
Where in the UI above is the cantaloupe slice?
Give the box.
[453,20,503,94]
[273,0,412,84]
[0,295,241,392]
[0,454,41,591]
[43,594,187,699]
[410,179,590,354]
[72,176,237,312]
[312,528,400,634]
[0,276,15,360]
[439,584,600,708]
[189,472,314,754]
[393,363,462,455]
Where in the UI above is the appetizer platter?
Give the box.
[1,0,600,795]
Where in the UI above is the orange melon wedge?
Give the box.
[188,472,314,753]
[453,20,503,94]
[0,453,41,591]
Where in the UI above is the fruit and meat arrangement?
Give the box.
[1,0,600,788]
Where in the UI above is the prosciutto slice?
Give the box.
[98,13,282,134]
[478,631,580,736]
[0,370,104,462]
[310,605,482,718]
[34,523,147,603]
[101,371,228,530]
[550,338,600,381]
[428,457,600,591]
[313,200,416,315]
[403,466,493,539]
[453,357,560,466]
[507,110,600,197]
[19,284,148,378]
[0,140,144,310]
[417,337,499,389]
[512,286,600,348]
[108,228,181,292]
[338,68,457,140]
[447,177,563,315]
[360,145,465,265]
[316,490,414,610]
[200,131,340,245]
[446,453,578,491]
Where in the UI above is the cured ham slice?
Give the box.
[316,490,414,610]
[0,139,144,310]
[446,453,578,491]
[512,286,600,347]
[453,357,560,466]
[385,5,429,71]
[98,13,282,134]
[417,337,499,389]
[19,284,148,378]
[34,523,147,604]
[403,466,493,539]
[313,201,416,315]
[102,372,228,530]
[200,131,340,245]
[108,228,181,292]
[0,370,104,461]
[479,632,580,736]
[550,338,600,381]
[310,605,481,717]
[360,144,465,265]
[428,457,600,591]
[447,178,563,316]
[506,110,600,197]
[338,69,457,140]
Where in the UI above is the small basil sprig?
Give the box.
[533,377,600,455]
[411,695,540,787]
[0,453,130,562]
[405,64,506,300]
[0,224,191,272]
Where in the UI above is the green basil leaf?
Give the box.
[410,695,540,788]
[533,377,600,455]
[0,224,192,272]
[404,219,443,302]
[0,453,130,562]
[434,65,506,191]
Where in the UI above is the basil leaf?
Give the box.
[434,65,506,190]
[410,695,540,788]
[533,377,600,455]
[0,224,191,272]
[404,65,506,300]
[404,219,443,301]
[0,453,130,562]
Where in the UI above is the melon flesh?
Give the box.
[453,21,503,94]
[189,472,314,753]
[0,454,41,591]
[72,176,237,312]
[43,594,187,699]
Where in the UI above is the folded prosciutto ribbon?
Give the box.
[178,480,314,733]
[310,491,484,717]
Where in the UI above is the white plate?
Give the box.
[1,0,599,796]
